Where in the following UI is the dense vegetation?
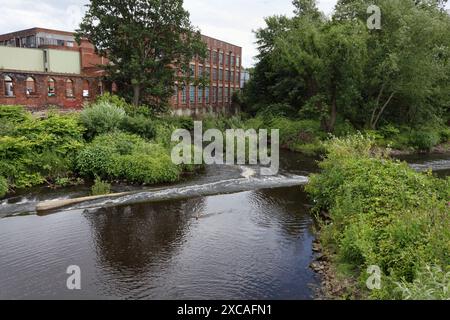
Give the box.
[240,0,450,151]
[0,98,203,198]
[306,134,450,299]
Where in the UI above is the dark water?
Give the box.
[1,151,448,300]
[0,152,319,300]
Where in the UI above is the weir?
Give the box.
[35,175,310,214]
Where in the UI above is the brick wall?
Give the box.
[0,71,101,110]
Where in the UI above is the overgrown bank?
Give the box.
[0,96,203,198]
[306,134,450,300]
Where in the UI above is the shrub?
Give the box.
[0,112,85,189]
[306,134,450,299]
[0,105,29,123]
[267,117,325,154]
[256,103,297,119]
[120,115,156,140]
[80,101,126,139]
[396,265,450,300]
[91,176,111,196]
[408,129,441,151]
[0,176,8,198]
[76,131,182,184]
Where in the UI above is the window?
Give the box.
[225,54,230,67]
[173,86,179,104]
[57,40,65,46]
[219,52,224,65]
[98,81,104,95]
[206,50,211,64]
[219,69,223,81]
[4,76,14,97]
[213,69,218,81]
[232,71,235,83]
[66,41,74,47]
[66,79,74,97]
[225,88,229,103]
[197,87,203,104]
[181,86,187,104]
[212,86,217,103]
[198,66,203,78]
[227,70,231,82]
[190,85,195,104]
[25,77,36,95]
[205,67,210,81]
[235,71,240,83]
[190,64,196,78]
[83,80,90,97]
[231,56,235,67]
[48,78,56,97]
[236,56,240,68]
[212,51,218,65]
[218,87,223,102]
[205,87,210,104]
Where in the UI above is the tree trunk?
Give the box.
[133,84,141,106]
[371,91,395,130]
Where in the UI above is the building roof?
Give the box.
[0,27,75,40]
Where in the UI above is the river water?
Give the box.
[0,151,448,300]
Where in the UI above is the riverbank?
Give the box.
[306,134,450,300]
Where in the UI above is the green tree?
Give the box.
[335,0,450,129]
[76,0,206,107]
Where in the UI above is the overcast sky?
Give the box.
[0,0,448,67]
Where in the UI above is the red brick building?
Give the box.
[0,28,242,114]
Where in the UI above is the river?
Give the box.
[0,151,449,300]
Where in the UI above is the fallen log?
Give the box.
[36,191,134,213]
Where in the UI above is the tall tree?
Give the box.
[76,0,206,107]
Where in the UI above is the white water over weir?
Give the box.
[36,174,310,213]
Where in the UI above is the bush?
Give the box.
[76,131,182,184]
[256,103,297,119]
[0,110,85,189]
[120,115,156,140]
[0,105,29,123]
[267,117,325,154]
[306,134,450,299]
[91,177,111,196]
[80,101,126,139]
[0,176,8,198]
[408,129,441,151]
[396,265,450,300]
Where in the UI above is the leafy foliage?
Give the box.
[76,131,182,184]
[396,265,450,300]
[306,134,450,299]
[76,0,206,107]
[91,176,111,196]
[0,111,85,188]
[80,101,126,139]
[0,176,8,198]
[245,0,450,134]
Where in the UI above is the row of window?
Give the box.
[206,51,240,67]
[176,86,239,105]
[190,64,240,82]
[0,36,75,48]
[2,75,97,98]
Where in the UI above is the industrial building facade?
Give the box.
[0,28,242,114]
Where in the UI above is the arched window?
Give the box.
[25,77,36,95]
[4,76,14,97]
[98,81,104,96]
[66,79,74,98]
[48,78,56,97]
[82,80,90,97]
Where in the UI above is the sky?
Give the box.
[0,0,448,67]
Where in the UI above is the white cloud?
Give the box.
[1,0,448,67]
